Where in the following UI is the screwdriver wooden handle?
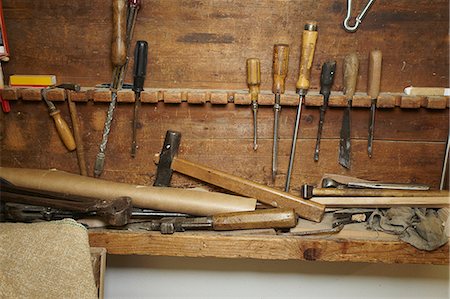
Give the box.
[49,110,76,151]
[111,0,127,67]
[343,53,359,99]
[295,22,318,93]
[212,208,297,231]
[247,58,261,100]
[367,50,382,99]
[272,44,289,94]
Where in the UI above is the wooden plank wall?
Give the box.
[1,0,449,192]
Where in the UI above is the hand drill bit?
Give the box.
[271,44,289,180]
[246,58,261,151]
[314,61,336,161]
[285,22,318,192]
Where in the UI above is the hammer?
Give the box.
[154,131,325,222]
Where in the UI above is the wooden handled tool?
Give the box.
[146,208,297,234]
[338,53,359,169]
[154,131,325,222]
[111,0,127,68]
[271,44,289,180]
[246,58,261,151]
[285,22,318,191]
[367,50,382,157]
[41,89,76,151]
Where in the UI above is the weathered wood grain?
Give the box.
[2,0,448,92]
[87,230,449,265]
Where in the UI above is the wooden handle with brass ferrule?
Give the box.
[111,0,127,67]
[368,50,382,99]
[272,44,289,94]
[212,208,297,231]
[343,53,359,99]
[295,22,318,94]
[246,58,261,101]
[49,110,76,151]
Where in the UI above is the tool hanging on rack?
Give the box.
[285,22,318,192]
[246,58,261,151]
[314,61,336,161]
[440,133,450,190]
[367,49,382,157]
[41,84,80,151]
[131,40,148,157]
[94,0,141,177]
[343,0,376,32]
[338,53,359,169]
[271,44,289,179]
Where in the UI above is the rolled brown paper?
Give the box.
[0,167,257,216]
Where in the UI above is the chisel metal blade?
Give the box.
[339,101,351,168]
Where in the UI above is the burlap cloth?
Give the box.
[0,219,97,299]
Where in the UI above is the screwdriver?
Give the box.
[41,87,77,151]
[285,22,318,192]
[338,53,359,169]
[246,58,261,151]
[314,61,336,161]
[367,49,382,157]
[131,40,148,157]
[271,44,289,180]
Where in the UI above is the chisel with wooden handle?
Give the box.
[144,208,298,234]
[339,53,359,169]
[367,50,382,157]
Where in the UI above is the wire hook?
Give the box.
[343,0,376,32]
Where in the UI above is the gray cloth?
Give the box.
[367,207,448,251]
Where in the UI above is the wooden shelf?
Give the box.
[88,229,449,265]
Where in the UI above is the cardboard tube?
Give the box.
[0,167,256,216]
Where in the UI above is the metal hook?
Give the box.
[343,0,376,32]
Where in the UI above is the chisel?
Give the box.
[285,22,318,192]
[246,58,261,151]
[367,50,382,157]
[131,40,148,157]
[271,44,289,179]
[314,61,336,161]
[338,53,359,169]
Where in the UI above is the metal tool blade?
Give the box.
[285,95,304,191]
[367,98,376,157]
[252,100,258,151]
[339,99,352,168]
[314,99,327,161]
[347,182,430,190]
[272,94,281,179]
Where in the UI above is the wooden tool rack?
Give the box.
[0,0,448,264]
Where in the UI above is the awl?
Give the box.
[285,22,318,191]
[338,53,359,169]
[367,50,382,157]
[271,44,289,179]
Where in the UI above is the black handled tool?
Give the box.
[131,40,148,157]
[314,61,336,161]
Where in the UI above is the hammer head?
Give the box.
[153,130,181,187]
[301,184,314,199]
